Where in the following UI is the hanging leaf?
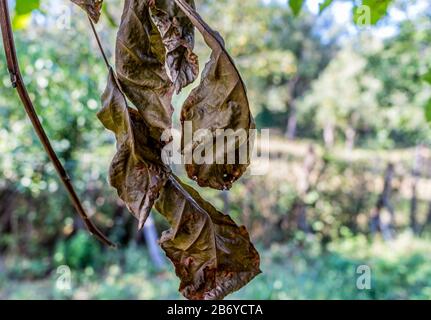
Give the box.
[98,69,168,229]
[93,0,260,300]
[353,0,393,25]
[319,0,333,14]
[149,0,199,94]
[422,69,431,85]
[115,0,174,143]
[156,175,261,300]
[425,99,431,124]
[174,0,255,190]
[98,70,261,298]
[13,0,40,30]
[15,0,40,14]
[70,0,103,23]
[289,0,305,17]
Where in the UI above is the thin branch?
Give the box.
[0,0,115,248]
[88,16,111,69]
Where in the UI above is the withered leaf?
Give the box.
[149,0,199,94]
[115,0,174,143]
[70,0,103,23]
[98,69,167,229]
[174,0,255,190]
[155,175,261,300]
[94,0,260,300]
[99,70,261,298]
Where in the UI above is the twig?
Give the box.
[0,0,115,248]
[88,16,110,69]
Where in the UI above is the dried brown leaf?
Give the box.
[149,0,199,93]
[98,69,167,229]
[115,0,174,143]
[174,0,255,190]
[97,0,260,300]
[155,175,261,300]
[70,0,103,23]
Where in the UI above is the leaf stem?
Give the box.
[167,174,212,217]
[88,15,111,69]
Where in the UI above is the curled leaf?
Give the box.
[97,0,261,300]
[70,0,103,23]
[289,0,305,17]
[115,0,174,143]
[149,0,199,93]
[174,0,255,190]
[156,175,261,300]
[98,69,167,229]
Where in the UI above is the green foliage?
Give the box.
[422,69,431,85]
[289,0,305,16]
[3,234,431,299]
[299,14,431,148]
[54,231,102,270]
[319,0,333,14]
[2,0,431,300]
[353,0,394,25]
[3,256,50,280]
[425,100,431,124]
[13,0,41,30]
[15,0,40,13]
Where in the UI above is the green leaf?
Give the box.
[289,0,305,17]
[422,69,431,85]
[426,100,431,124]
[353,0,393,26]
[15,0,40,15]
[319,0,333,14]
[13,0,40,30]
[12,13,32,30]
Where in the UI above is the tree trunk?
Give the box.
[142,215,165,270]
[422,201,431,234]
[345,126,356,151]
[370,163,395,240]
[0,255,4,282]
[295,145,317,233]
[285,75,300,139]
[286,103,297,140]
[410,145,424,234]
[221,190,230,213]
[410,182,419,234]
[323,123,335,149]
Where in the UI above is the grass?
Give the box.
[1,232,431,300]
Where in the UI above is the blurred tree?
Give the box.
[199,0,336,137]
[299,38,382,148]
[299,11,431,149]
[0,2,120,253]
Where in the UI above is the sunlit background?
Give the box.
[1,0,431,299]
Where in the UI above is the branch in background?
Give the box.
[0,0,115,248]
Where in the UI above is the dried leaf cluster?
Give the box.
[72,0,260,300]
